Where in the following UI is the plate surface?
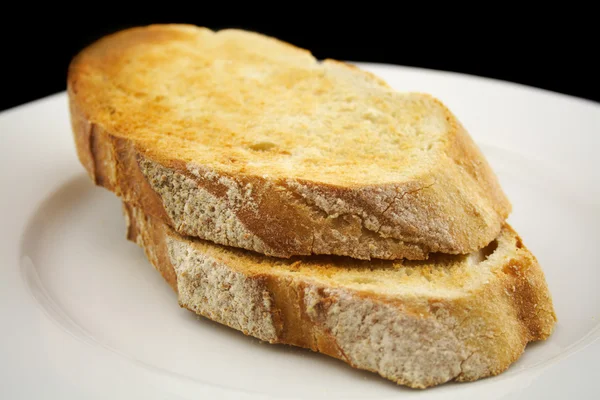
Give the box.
[1,63,599,399]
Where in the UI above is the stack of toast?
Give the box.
[67,24,556,389]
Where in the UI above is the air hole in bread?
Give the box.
[465,239,499,265]
[481,239,499,260]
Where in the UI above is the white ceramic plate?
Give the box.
[1,63,599,399]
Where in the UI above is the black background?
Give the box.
[2,7,598,111]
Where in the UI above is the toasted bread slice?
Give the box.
[123,202,555,389]
[69,24,511,260]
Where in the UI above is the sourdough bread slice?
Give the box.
[69,24,511,260]
[123,202,556,389]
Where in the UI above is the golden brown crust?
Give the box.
[124,202,177,291]
[68,24,511,261]
[123,204,556,389]
[69,94,172,222]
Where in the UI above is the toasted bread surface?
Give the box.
[69,24,511,259]
[123,203,556,389]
